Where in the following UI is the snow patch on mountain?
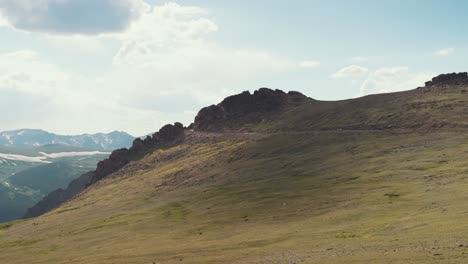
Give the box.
[0,151,110,164]
[0,153,50,163]
[39,151,110,158]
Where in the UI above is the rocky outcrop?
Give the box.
[91,123,185,184]
[24,123,185,219]
[194,88,308,131]
[425,72,468,87]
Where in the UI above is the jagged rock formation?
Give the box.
[425,72,468,87]
[90,123,185,184]
[24,123,185,219]
[194,88,308,131]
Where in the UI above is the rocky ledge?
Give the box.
[90,123,185,184]
[425,72,468,87]
[194,88,308,131]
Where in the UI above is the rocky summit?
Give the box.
[425,72,468,87]
[194,88,308,132]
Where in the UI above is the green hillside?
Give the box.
[9,161,90,195]
[3,78,468,263]
[0,145,109,222]
[3,130,468,263]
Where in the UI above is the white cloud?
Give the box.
[112,3,219,66]
[332,65,369,79]
[0,12,9,27]
[359,66,435,96]
[433,47,454,57]
[299,60,320,68]
[103,2,293,110]
[0,2,295,136]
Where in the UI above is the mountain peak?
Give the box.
[425,72,468,87]
[5,129,48,135]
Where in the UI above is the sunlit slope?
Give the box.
[2,129,468,263]
[4,73,468,263]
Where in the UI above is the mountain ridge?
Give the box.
[23,72,468,220]
[0,129,135,150]
[7,72,468,263]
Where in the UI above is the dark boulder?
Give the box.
[194,105,225,131]
[156,123,185,142]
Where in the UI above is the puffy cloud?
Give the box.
[433,47,454,57]
[0,2,294,135]
[0,12,8,26]
[359,66,435,96]
[299,60,320,68]
[103,2,293,112]
[112,3,219,66]
[0,0,148,34]
[332,65,369,79]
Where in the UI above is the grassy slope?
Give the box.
[3,86,468,263]
[1,129,468,263]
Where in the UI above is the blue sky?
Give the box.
[0,0,465,135]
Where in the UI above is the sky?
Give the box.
[0,0,466,136]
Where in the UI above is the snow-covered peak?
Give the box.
[0,129,134,150]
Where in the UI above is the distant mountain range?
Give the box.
[0,128,135,222]
[0,129,135,150]
[0,143,113,222]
